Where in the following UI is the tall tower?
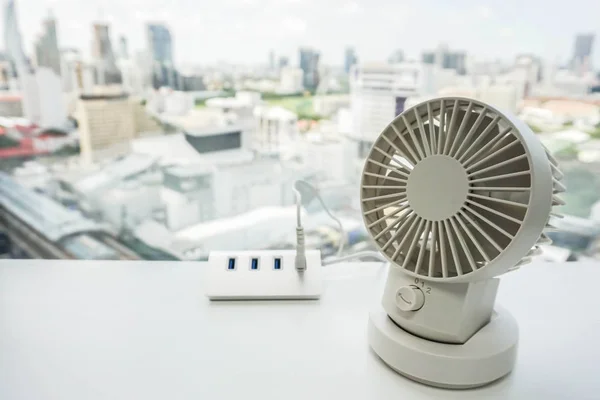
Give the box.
[3,0,28,78]
[571,34,595,75]
[3,0,39,122]
[34,11,61,76]
[344,47,357,74]
[91,22,121,84]
[119,35,128,59]
[146,23,176,89]
[269,50,275,70]
[299,47,320,91]
[146,23,173,64]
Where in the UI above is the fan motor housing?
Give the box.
[382,267,499,343]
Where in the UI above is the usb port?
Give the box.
[251,258,259,270]
[227,258,236,270]
[273,257,282,270]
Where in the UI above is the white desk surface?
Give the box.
[0,260,598,400]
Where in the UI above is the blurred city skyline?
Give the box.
[7,0,600,66]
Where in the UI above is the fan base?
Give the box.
[368,305,518,389]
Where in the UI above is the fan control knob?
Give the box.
[395,285,425,312]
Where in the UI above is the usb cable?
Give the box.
[293,187,307,271]
[293,180,386,270]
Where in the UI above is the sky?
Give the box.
[6,0,600,68]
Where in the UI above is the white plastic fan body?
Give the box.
[362,97,564,389]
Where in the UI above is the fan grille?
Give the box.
[361,98,557,279]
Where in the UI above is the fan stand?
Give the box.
[368,304,519,389]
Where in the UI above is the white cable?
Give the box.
[293,188,302,228]
[294,180,345,258]
[315,190,346,258]
[322,251,388,266]
[293,187,306,271]
[294,180,383,267]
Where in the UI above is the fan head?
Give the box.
[361,97,564,283]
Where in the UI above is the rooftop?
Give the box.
[132,133,254,166]
[160,109,249,134]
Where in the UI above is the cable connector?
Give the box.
[295,226,307,272]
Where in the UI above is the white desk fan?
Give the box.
[362,97,564,388]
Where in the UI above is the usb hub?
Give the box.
[205,250,323,300]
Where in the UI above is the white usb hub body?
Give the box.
[205,250,323,300]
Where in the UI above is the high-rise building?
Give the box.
[147,23,173,64]
[269,50,275,70]
[344,47,358,74]
[4,0,48,123]
[3,0,28,78]
[35,67,67,127]
[34,12,61,76]
[76,92,136,164]
[299,47,320,91]
[146,23,178,89]
[119,35,128,60]
[570,34,595,74]
[118,59,145,94]
[91,23,121,84]
[422,44,466,75]
[278,56,289,69]
[350,63,435,145]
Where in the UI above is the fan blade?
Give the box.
[401,114,426,161]
[448,101,474,156]
[442,99,461,155]
[415,221,432,275]
[390,123,420,165]
[413,109,432,157]
[443,219,463,276]
[453,107,488,159]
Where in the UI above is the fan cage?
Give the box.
[361,98,560,280]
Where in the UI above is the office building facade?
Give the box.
[34,14,61,76]
[76,93,136,164]
[422,44,466,75]
[344,47,358,74]
[146,23,178,89]
[299,47,320,91]
[571,34,595,74]
[91,23,122,84]
[350,63,435,144]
